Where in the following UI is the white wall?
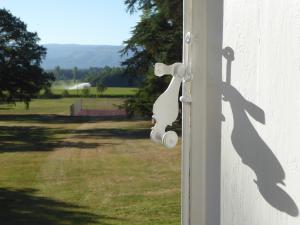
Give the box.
[221,0,300,224]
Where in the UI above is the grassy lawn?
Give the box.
[0,98,125,115]
[0,99,181,225]
[51,87,138,97]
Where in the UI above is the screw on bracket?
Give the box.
[185,32,191,44]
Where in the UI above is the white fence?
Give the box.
[70,99,82,116]
[70,99,127,117]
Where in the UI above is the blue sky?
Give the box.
[0,0,141,45]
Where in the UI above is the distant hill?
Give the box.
[42,44,127,70]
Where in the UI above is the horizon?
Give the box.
[42,43,125,46]
[41,44,126,70]
[0,0,141,45]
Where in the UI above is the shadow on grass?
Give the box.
[0,188,119,225]
[0,114,132,124]
[0,126,101,153]
[0,114,160,152]
[73,128,150,139]
[73,124,181,140]
[0,108,12,110]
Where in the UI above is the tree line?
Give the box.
[1,0,183,116]
[50,66,141,87]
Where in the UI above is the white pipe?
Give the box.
[181,0,192,224]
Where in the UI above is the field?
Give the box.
[50,86,138,97]
[0,98,181,225]
[0,98,125,115]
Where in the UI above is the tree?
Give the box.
[72,66,78,84]
[62,89,70,97]
[42,86,54,98]
[96,83,107,97]
[53,66,61,80]
[81,88,90,97]
[0,9,54,107]
[122,0,183,117]
[53,66,65,82]
[72,66,78,95]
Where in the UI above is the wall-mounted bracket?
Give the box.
[150,62,192,148]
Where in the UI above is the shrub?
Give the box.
[42,87,54,98]
[62,89,70,97]
[81,88,90,97]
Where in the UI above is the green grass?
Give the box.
[0,98,181,225]
[0,98,125,115]
[50,87,138,97]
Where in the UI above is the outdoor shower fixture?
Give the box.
[150,62,192,148]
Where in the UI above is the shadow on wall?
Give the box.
[222,47,299,217]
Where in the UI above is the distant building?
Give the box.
[68,83,91,90]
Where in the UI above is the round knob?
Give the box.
[162,131,178,149]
